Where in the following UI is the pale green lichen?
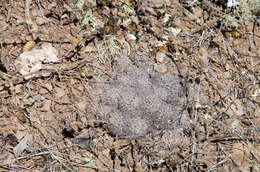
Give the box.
[170,28,182,37]
[75,0,85,10]
[224,14,240,28]
[156,41,167,48]
[225,0,260,28]
[80,9,103,31]
[96,36,122,64]
[230,120,240,130]
[122,18,132,27]
[163,13,171,23]
[117,1,138,26]
[118,2,135,17]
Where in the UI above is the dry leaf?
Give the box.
[84,43,96,53]
[135,162,143,172]
[72,133,93,152]
[40,99,52,112]
[13,134,32,157]
[55,86,66,98]
[123,0,131,6]
[226,99,244,117]
[198,47,209,68]
[193,7,203,18]
[69,36,78,45]
[231,142,248,166]
[81,67,90,77]
[15,43,59,79]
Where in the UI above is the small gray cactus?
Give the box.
[93,56,184,139]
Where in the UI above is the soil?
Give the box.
[0,0,259,171]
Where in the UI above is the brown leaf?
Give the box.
[231,142,248,166]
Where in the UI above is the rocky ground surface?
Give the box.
[0,0,259,171]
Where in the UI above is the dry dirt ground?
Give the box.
[0,0,260,171]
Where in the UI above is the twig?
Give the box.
[0,164,11,170]
[25,0,38,33]
[35,0,44,17]
[17,151,51,160]
[50,152,74,172]
[9,164,33,172]
[208,155,231,172]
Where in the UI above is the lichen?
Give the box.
[96,36,122,64]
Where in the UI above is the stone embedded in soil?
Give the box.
[91,56,183,139]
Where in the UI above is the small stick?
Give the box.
[25,0,38,33]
